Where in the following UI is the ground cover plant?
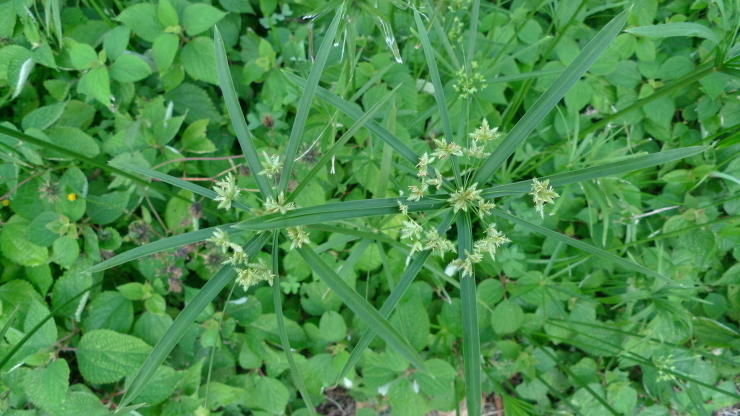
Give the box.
[2,0,740,415]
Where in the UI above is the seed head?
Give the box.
[530,178,559,218]
[264,192,296,215]
[469,119,501,143]
[214,173,240,210]
[416,153,436,177]
[258,152,283,179]
[432,139,463,160]
[448,183,483,213]
[287,226,311,249]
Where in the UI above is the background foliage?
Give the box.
[2,0,740,415]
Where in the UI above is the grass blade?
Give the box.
[119,233,270,407]
[457,212,481,416]
[625,22,719,44]
[289,85,400,203]
[271,233,316,415]
[110,162,252,211]
[237,197,448,230]
[86,224,242,273]
[414,9,462,186]
[482,146,708,198]
[336,211,455,382]
[284,72,420,165]
[473,9,629,185]
[295,245,428,372]
[279,5,343,195]
[214,28,272,199]
[490,208,680,286]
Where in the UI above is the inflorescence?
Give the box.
[397,119,557,278]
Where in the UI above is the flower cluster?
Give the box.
[207,228,274,290]
[530,178,559,218]
[258,152,283,179]
[450,224,511,277]
[214,173,240,210]
[286,225,310,249]
[399,217,455,256]
[454,62,485,98]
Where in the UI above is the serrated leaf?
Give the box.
[157,0,179,27]
[85,192,129,225]
[103,26,131,62]
[117,3,165,42]
[125,365,182,405]
[43,126,100,159]
[23,358,69,411]
[255,377,289,414]
[183,4,226,36]
[1,215,48,266]
[21,102,66,131]
[153,33,179,72]
[181,36,218,84]
[110,54,152,83]
[491,299,524,335]
[83,291,133,333]
[319,311,346,343]
[78,66,110,107]
[69,43,98,70]
[52,236,79,268]
[24,298,58,349]
[76,329,152,384]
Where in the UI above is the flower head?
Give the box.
[207,227,231,252]
[432,139,463,160]
[448,183,483,213]
[407,183,428,201]
[424,229,456,257]
[469,119,501,143]
[400,219,424,241]
[264,192,296,215]
[214,173,241,210]
[258,152,283,179]
[287,226,311,249]
[397,201,409,215]
[416,153,436,177]
[530,178,559,218]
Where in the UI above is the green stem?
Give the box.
[579,65,715,137]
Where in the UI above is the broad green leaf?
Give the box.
[296,245,427,372]
[119,233,269,407]
[255,377,289,414]
[491,299,524,335]
[414,358,456,396]
[181,119,217,153]
[214,28,272,198]
[117,3,165,42]
[82,291,133,333]
[625,22,719,44]
[125,365,182,405]
[69,43,98,70]
[87,224,242,272]
[77,66,111,108]
[1,215,48,266]
[85,192,129,225]
[44,126,100,159]
[25,299,58,349]
[473,10,630,184]
[76,329,152,384]
[51,260,93,318]
[51,236,79,268]
[153,33,179,72]
[165,83,223,124]
[103,26,131,62]
[182,36,218,85]
[157,0,178,27]
[183,3,226,36]
[23,358,69,411]
[491,209,679,285]
[21,101,66,131]
[319,311,347,343]
[110,54,152,83]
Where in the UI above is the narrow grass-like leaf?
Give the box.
[272,234,316,415]
[473,9,629,185]
[0,305,20,352]
[457,212,481,416]
[110,162,252,211]
[336,211,455,382]
[87,224,242,273]
[119,233,270,408]
[284,72,420,164]
[279,6,343,195]
[0,281,102,369]
[531,341,620,416]
[491,208,679,285]
[289,85,400,203]
[0,125,197,207]
[237,197,448,230]
[485,68,564,84]
[625,22,719,44]
[482,146,707,198]
[414,10,462,186]
[375,104,396,199]
[214,28,272,198]
[295,246,428,372]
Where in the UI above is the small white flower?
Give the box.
[264,192,296,215]
[530,178,559,218]
[447,183,482,213]
[431,139,463,160]
[287,226,311,249]
[258,151,283,179]
[214,173,241,210]
[416,153,436,177]
[401,219,424,241]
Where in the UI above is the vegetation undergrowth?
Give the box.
[2,0,740,415]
